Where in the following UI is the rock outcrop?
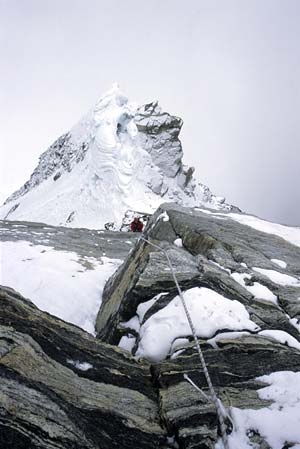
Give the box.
[95,203,300,448]
[0,218,139,261]
[96,203,300,344]
[0,286,165,449]
[1,203,300,448]
[135,101,184,180]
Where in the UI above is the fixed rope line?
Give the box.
[140,236,230,449]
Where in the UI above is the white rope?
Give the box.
[141,236,230,449]
[183,373,211,402]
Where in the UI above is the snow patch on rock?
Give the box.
[135,287,259,362]
[223,371,300,449]
[253,267,300,287]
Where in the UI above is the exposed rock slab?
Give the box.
[0,286,164,449]
[0,219,138,261]
[96,203,300,344]
[135,101,183,179]
[95,203,300,448]
[2,203,300,448]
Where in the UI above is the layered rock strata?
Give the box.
[0,286,164,449]
[95,203,300,448]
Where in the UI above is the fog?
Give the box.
[1,0,299,225]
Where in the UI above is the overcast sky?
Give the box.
[1,0,299,225]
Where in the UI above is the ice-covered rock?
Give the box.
[0,85,233,229]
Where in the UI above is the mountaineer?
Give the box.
[130,217,143,232]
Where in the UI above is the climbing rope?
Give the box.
[140,236,230,449]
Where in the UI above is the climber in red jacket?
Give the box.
[130,217,143,232]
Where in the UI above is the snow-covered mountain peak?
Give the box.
[1,86,234,229]
[94,83,132,115]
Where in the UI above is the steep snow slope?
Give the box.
[0,85,231,229]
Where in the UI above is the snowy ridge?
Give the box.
[0,84,232,229]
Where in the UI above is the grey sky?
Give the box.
[1,0,299,225]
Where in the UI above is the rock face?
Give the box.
[96,203,300,344]
[95,203,300,448]
[135,101,183,179]
[0,86,232,229]
[1,204,300,448]
[0,286,165,449]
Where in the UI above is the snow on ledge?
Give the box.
[174,237,183,247]
[259,329,300,351]
[271,258,287,269]
[253,267,300,287]
[231,272,278,304]
[135,287,260,362]
[0,240,122,334]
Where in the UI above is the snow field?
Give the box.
[0,240,121,333]
[228,212,300,248]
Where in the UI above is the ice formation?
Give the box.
[0,85,232,229]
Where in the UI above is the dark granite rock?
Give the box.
[135,102,183,179]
